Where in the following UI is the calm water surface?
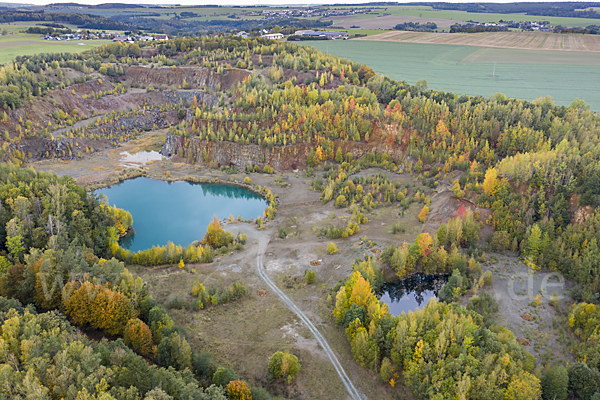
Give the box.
[378,273,448,316]
[97,177,266,252]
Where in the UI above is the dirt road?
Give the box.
[254,230,363,400]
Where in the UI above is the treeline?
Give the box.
[25,26,72,35]
[555,24,600,34]
[450,24,508,33]
[393,21,437,32]
[0,10,137,30]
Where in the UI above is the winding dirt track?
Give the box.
[254,233,363,400]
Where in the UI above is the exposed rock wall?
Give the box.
[125,66,249,91]
[162,132,404,171]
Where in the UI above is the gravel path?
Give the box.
[254,231,363,400]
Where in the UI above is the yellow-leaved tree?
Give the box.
[483,167,498,195]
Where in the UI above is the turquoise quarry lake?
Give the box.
[97,177,267,252]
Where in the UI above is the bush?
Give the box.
[213,367,238,387]
[193,351,215,377]
[251,386,271,400]
[481,270,493,286]
[244,177,252,184]
[227,379,252,400]
[167,297,185,309]
[542,365,569,400]
[491,230,511,251]
[327,242,338,254]
[268,351,301,384]
[417,205,429,223]
[278,227,287,239]
[305,270,316,284]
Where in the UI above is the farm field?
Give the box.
[308,40,600,110]
[0,23,113,64]
[357,30,600,52]
[330,5,600,29]
[331,14,467,31]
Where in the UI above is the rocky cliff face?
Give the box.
[125,66,249,91]
[162,132,404,171]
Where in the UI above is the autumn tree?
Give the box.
[327,242,338,254]
[483,167,498,195]
[226,380,252,400]
[124,318,156,358]
[305,269,316,284]
[269,350,301,384]
[63,281,137,336]
[417,205,429,223]
[203,216,228,248]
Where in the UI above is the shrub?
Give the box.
[380,357,394,384]
[305,270,316,284]
[244,177,252,184]
[268,351,301,384]
[193,351,215,377]
[251,386,271,400]
[327,242,338,254]
[227,379,252,400]
[278,227,287,239]
[213,367,238,387]
[335,195,347,208]
[167,297,185,309]
[392,223,403,234]
[417,205,429,223]
[482,270,493,286]
[491,230,511,251]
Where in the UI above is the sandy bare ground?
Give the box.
[356,30,600,52]
[330,14,466,30]
[480,254,574,364]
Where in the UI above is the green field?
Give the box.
[0,23,113,64]
[308,40,600,110]
[335,5,600,28]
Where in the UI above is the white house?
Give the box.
[260,33,284,40]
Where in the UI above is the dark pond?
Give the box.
[97,177,267,252]
[377,273,449,316]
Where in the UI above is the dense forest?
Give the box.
[1,34,600,399]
